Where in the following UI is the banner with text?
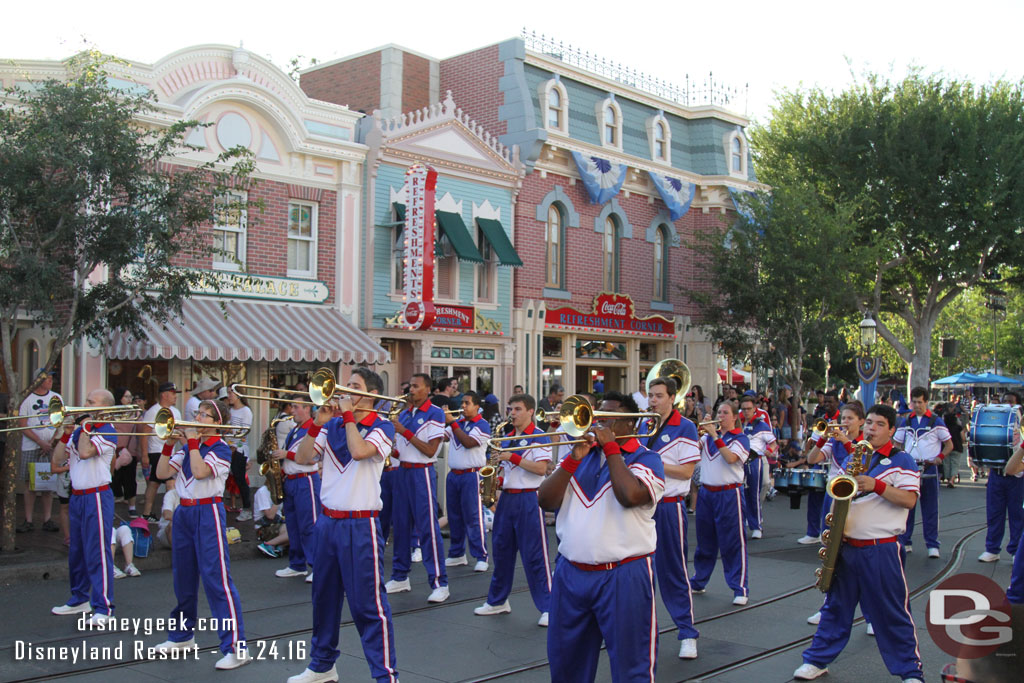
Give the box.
[544,293,675,337]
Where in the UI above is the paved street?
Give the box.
[0,477,1014,682]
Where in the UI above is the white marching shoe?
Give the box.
[978,551,1000,562]
[385,578,411,594]
[305,572,314,584]
[152,638,195,654]
[537,612,549,627]
[866,622,875,636]
[928,547,940,559]
[797,535,821,545]
[679,638,697,659]
[411,548,423,562]
[473,560,489,572]
[288,666,339,683]
[51,602,91,616]
[427,586,450,603]
[751,529,763,539]
[276,567,308,578]
[793,662,829,680]
[214,649,250,670]
[732,595,748,606]
[807,611,821,625]
[445,555,468,567]
[474,601,511,616]
[86,612,116,628]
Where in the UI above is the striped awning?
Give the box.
[107,298,389,365]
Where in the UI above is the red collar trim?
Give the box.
[847,431,862,442]
[522,422,539,435]
[620,438,642,453]
[203,436,220,447]
[727,427,742,435]
[301,418,315,431]
[875,441,894,456]
[90,422,109,431]
[922,409,933,419]
[666,410,681,426]
[359,412,377,426]
[469,413,483,423]
[827,410,840,421]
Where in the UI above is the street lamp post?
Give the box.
[823,346,831,392]
[856,315,881,405]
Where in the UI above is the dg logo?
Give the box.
[926,573,1013,659]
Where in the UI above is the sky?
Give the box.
[6,0,1023,123]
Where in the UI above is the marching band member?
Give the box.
[288,367,398,683]
[798,391,840,545]
[272,397,320,581]
[794,404,923,681]
[473,393,552,625]
[895,386,952,558]
[690,402,751,605]
[1004,441,1024,603]
[978,393,1023,563]
[386,373,449,603]
[50,389,117,625]
[537,392,665,682]
[443,390,491,572]
[740,394,776,539]
[153,398,248,670]
[644,378,701,659]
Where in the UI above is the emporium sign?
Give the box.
[125,265,329,303]
[544,293,675,337]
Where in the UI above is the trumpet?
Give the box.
[231,368,408,416]
[812,420,843,436]
[0,397,140,433]
[96,408,249,440]
[697,420,722,436]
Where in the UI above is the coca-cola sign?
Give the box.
[544,293,674,337]
[433,304,475,331]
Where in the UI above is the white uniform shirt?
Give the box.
[819,433,863,479]
[144,403,181,455]
[394,401,445,464]
[445,415,491,469]
[554,439,666,563]
[253,485,274,520]
[743,419,777,457]
[498,422,551,489]
[697,430,749,486]
[845,443,920,539]
[641,410,699,498]
[281,419,318,475]
[66,424,117,489]
[895,410,951,463]
[315,413,394,511]
[19,390,61,451]
[167,437,232,500]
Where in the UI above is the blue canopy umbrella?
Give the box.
[972,371,1020,386]
[930,372,983,387]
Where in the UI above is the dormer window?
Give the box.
[597,96,622,149]
[603,105,618,145]
[726,129,748,178]
[548,88,562,129]
[541,77,569,134]
[647,113,671,163]
[654,122,667,160]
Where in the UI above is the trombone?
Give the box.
[94,408,250,440]
[0,397,139,433]
[230,367,408,416]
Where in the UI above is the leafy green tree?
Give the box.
[0,53,254,551]
[754,72,1024,391]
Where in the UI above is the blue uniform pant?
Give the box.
[169,502,245,654]
[379,467,397,544]
[985,470,1024,555]
[446,470,488,562]
[806,489,825,537]
[899,464,940,549]
[548,555,658,683]
[803,542,923,679]
[391,465,446,588]
[283,473,321,572]
[654,499,698,640]
[1009,527,1024,603]
[310,516,398,682]
[742,457,763,531]
[67,489,115,614]
[487,490,551,611]
[691,486,748,597]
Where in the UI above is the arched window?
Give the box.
[653,225,669,301]
[602,216,619,291]
[548,88,562,130]
[731,136,743,173]
[654,121,668,161]
[604,105,618,146]
[546,204,564,288]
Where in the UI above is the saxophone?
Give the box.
[815,440,872,592]
[257,416,288,505]
[479,419,509,508]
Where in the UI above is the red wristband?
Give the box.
[402,428,415,441]
[714,438,726,450]
[307,424,322,439]
[162,443,174,456]
[843,441,855,454]
[509,453,523,466]
[342,411,356,425]
[816,437,828,449]
[187,438,200,452]
[602,441,622,457]
[286,452,296,461]
[873,479,887,495]
[561,457,581,474]
[60,432,71,444]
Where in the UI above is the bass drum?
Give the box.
[969,404,1021,470]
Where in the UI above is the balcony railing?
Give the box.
[522,28,746,111]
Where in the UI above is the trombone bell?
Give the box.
[646,358,692,411]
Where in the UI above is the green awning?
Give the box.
[435,211,484,263]
[476,218,523,267]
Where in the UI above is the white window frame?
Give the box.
[725,129,748,178]
[653,224,669,302]
[212,190,247,271]
[286,200,318,279]
[391,222,405,294]
[475,224,497,304]
[602,215,620,292]
[545,203,565,289]
[433,233,459,303]
[596,96,623,150]
[646,113,671,164]
[539,77,569,135]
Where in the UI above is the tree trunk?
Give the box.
[0,430,19,552]
[907,325,934,394]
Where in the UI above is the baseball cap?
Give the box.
[484,393,499,405]
[743,390,756,397]
[158,381,179,393]
[34,367,57,379]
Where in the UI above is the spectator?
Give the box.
[156,472,179,549]
[942,402,966,488]
[811,390,827,420]
[140,381,181,522]
[111,386,143,518]
[254,484,288,559]
[537,384,565,413]
[184,377,219,422]
[223,386,254,521]
[592,379,605,394]
[481,393,500,426]
[111,523,141,579]
[16,368,61,534]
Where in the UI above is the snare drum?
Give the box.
[969,404,1021,470]
[800,468,827,492]
[775,468,803,490]
[773,468,791,491]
